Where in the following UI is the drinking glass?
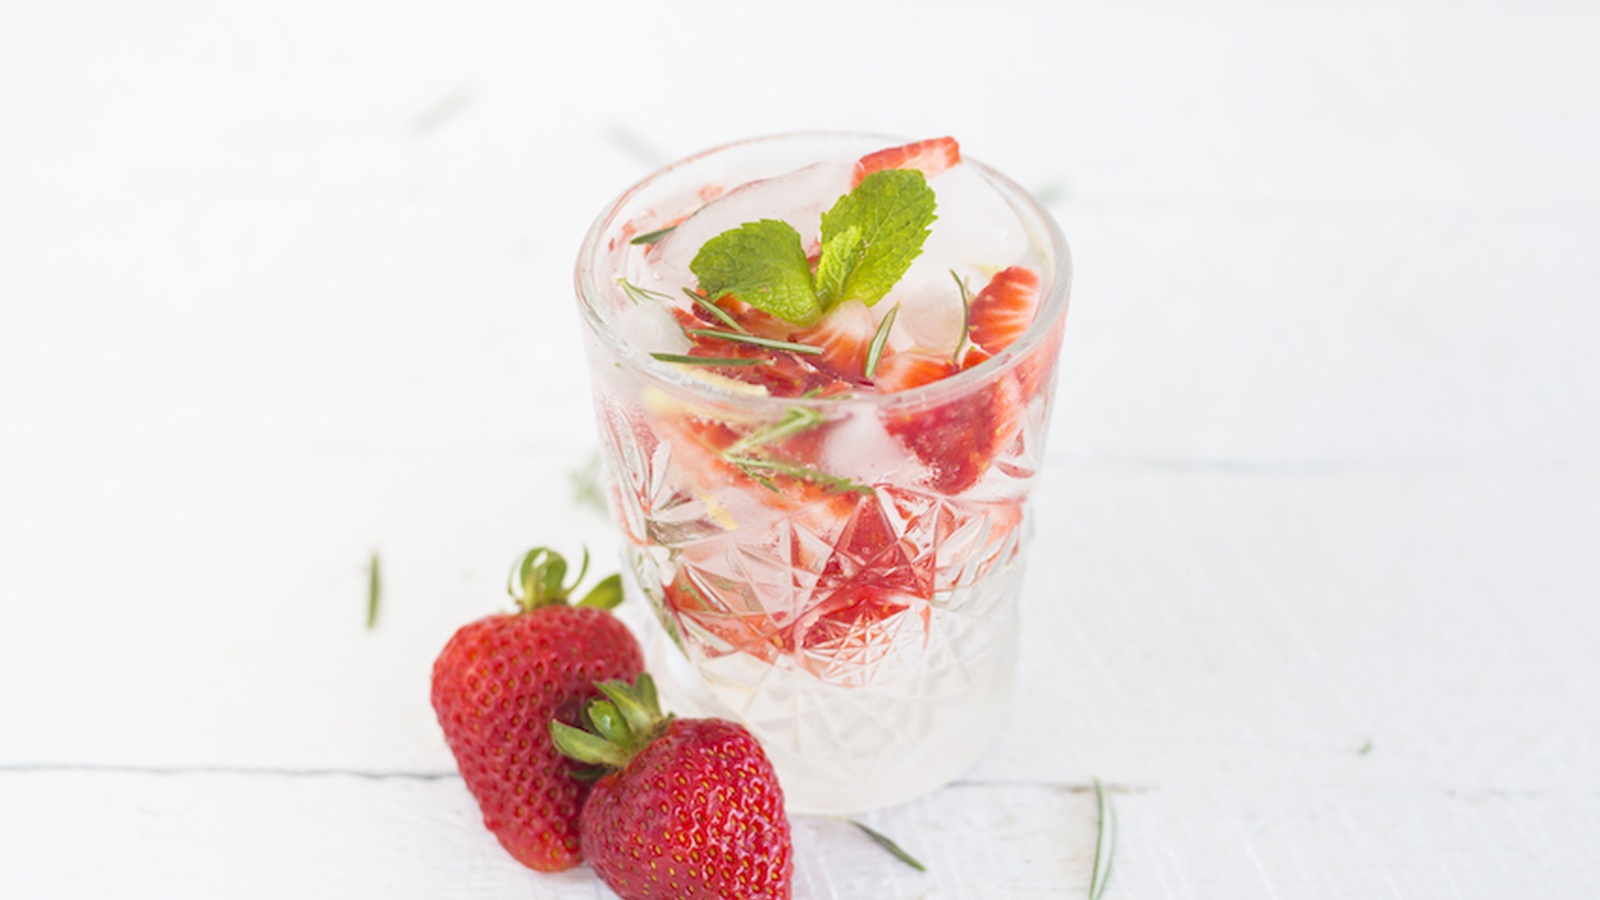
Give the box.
[574,133,1070,813]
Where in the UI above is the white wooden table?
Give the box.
[3,2,1597,897]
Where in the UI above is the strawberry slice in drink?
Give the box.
[851,136,962,187]
[791,299,879,383]
[967,266,1041,356]
[669,308,836,398]
[874,348,1027,495]
[871,348,959,393]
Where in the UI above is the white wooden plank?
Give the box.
[3,453,1593,798]
[3,770,1594,899]
[0,770,1098,899]
[985,464,1600,794]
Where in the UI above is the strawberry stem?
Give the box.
[507,547,602,612]
[584,699,636,751]
[550,674,669,771]
[577,573,624,610]
[550,720,632,769]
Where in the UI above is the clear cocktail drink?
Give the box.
[574,133,1070,813]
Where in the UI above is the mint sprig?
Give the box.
[689,219,820,326]
[687,169,937,327]
[816,169,936,309]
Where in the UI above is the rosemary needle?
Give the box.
[366,551,382,630]
[1090,778,1116,900]
[847,819,926,872]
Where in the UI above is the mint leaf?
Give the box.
[690,219,821,326]
[817,169,936,308]
[814,224,864,308]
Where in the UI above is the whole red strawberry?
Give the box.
[431,547,644,871]
[552,676,793,900]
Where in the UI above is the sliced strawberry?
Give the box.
[851,136,962,187]
[1011,313,1065,399]
[669,308,836,398]
[791,299,879,384]
[967,266,1040,355]
[882,370,1026,494]
[871,349,958,393]
[692,292,792,341]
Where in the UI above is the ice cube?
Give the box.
[888,164,1035,347]
[888,277,967,355]
[821,407,921,486]
[615,296,691,356]
[646,161,855,298]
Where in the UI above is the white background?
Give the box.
[2,1,1598,897]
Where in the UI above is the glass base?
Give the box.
[630,560,1024,814]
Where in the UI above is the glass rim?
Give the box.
[573,131,1071,414]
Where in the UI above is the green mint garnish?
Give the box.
[815,169,936,309]
[689,219,820,326]
[687,169,938,327]
[814,224,864,309]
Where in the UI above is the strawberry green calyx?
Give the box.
[550,674,669,770]
[507,546,624,613]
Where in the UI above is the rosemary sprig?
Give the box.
[847,819,926,872]
[366,551,382,630]
[1090,778,1116,900]
[950,269,972,363]
[684,328,822,356]
[650,352,764,367]
[726,407,826,455]
[864,304,899,378]
[684,289,750,334]
[629,225,677,245]
[724,454,872,495]
[618,278,673,305]
[570,454,607,513]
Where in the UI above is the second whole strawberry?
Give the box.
[430,547,644,871]
[552,675,794,900]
